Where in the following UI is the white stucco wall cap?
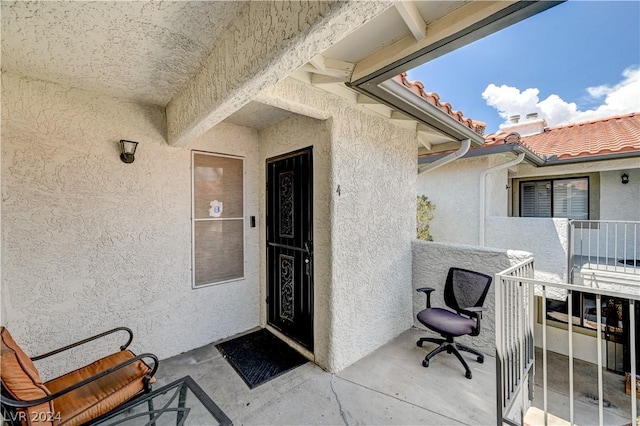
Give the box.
[412,240,534,274]
[414,239,532,257]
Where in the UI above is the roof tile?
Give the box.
[396,73,486,135]
[484,113,640,159]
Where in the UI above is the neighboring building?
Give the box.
[419,112,640,279]
[418,111,640,370]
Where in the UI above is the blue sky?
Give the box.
[406,0,640,134]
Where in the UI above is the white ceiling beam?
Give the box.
[303,58,355,79]
[417,131,432,151]
[394,1,426,41]
[309,54,327,73]
[390,111,418,131]
[352,1,515,82]
[311,74,349,85]
[391,119,418,131]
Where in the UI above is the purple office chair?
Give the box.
[416,267,492,379]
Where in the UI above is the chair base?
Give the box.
[417,337,484,379]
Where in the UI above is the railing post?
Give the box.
[496,273,504,426]
[568,289,574,426]
[568,220,574,284]
[596,294,604,425]
[631,299,637,426]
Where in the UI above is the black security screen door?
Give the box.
[266,147,313,351]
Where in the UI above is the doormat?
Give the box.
[216,329,308,389]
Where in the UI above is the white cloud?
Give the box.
[482,66,640,128]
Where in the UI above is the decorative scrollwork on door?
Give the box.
[279,171,294,238]
[279,254,295,322]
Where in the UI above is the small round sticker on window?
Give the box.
[209,200,223,217]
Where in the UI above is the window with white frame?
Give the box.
[192,151,244,288]
[520,177,589,220]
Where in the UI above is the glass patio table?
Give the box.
[91,376,232,425]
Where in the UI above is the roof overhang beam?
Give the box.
[394,1,427,41]
[348,1,564,148]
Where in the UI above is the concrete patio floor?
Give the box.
[531,348,635,425]
[156,328,496,425]
[155,327,637,425]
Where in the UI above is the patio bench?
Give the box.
[0,326,158,426]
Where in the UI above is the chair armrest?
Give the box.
[0,353,159,409]
[465,306,486,317]
[416,287,436,309]
[31,327,134,361]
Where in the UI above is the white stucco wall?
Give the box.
[257,114,333,369]
[600,169,640,222]
[3,71,417,376]
[486,217,569,283]
[259,78,416,372]
[412,240,533,354]
[416,154,511,245]
[1,72,261,378]
[417,156,487,245]
[329,105,416,372]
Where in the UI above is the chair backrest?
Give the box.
[1,327,55,425]
[443,267,493,317]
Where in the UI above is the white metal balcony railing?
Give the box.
[496,257,640,426]
[570,220,640,279]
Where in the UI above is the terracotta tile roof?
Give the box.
[484,113,640,160]
[396,73,486,135]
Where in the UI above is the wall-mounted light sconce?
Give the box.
[621,173,629,185]
[119,140,139,164]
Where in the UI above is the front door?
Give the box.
[266,147,313,351]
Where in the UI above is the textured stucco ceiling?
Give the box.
[223,101,293,131]
[1,1,247,106]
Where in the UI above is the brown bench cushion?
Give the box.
[0,327,54,426]
[1,328,155,426]
[45,350,153,426]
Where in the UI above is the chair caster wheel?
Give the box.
[416,341,423,347]
[477,356,484,363]
[465,371,472,379]
[422,360,429,368]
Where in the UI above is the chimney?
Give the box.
[499,113,547,136]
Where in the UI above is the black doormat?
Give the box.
[216,329,308,389]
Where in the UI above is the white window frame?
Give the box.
[191,150,245,289]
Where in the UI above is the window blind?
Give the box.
[521,181,551,217]
[553,179,588,220]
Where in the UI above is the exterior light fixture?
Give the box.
[621,173,629,185]
[119,140,139,164]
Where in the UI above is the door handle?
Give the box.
[304,240,313,276]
